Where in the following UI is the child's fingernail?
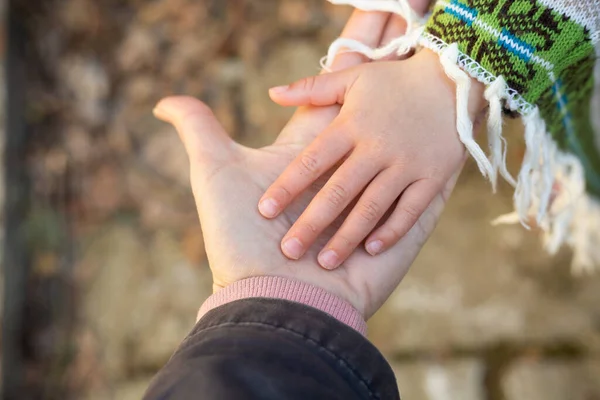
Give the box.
[282,238,304,260]
[366,240,383,256]
[269,85,289,94]
[258,198,279,218]
[318,249,341,270]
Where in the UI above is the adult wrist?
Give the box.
[198,276,368,335]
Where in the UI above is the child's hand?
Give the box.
[259,49,485,269]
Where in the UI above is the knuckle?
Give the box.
[298,151,320,175]
[334,233,357,250]
[401,203,421,222]
[385,225,403,243]
[371,136,387,152]
[296,221,318,236]
[356,137,392,162]
[302,222,319,235]
[274,185,293,202]
[323,183,348,208]
[350,108,369,127]
[358,199,381,222]
[300,75,317,92]
[389,157,409,171]
[333,117,358,139]
[391,146,416,163]
[335,112,355,128]
[425,166,443,181]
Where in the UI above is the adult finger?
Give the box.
[153,96,236,166]
[378,15,409,61]
[328,9,391,71]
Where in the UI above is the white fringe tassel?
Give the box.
[440,44,495,180]
[321,0,426,70]
[437,45,600,273]
[323,0,600,272]
[484,76,517,191]
[491,127,600,274]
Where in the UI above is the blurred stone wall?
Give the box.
[12,0,600,399]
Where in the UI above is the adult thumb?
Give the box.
[268,67,360,107]
[153,96,236,165]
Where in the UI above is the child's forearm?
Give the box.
[415,48,486,123]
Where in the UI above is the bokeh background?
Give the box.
[2,0,600,399]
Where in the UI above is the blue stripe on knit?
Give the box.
[552,80,575,135]
[445,0,478,27]
[498,29,535,62]
[552,80,600,191]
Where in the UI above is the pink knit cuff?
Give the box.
[197,276,367,336]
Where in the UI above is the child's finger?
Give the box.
[269,67,361,107]
[279,154,380,261]
[317,169,408,270]
[258,124,353,219]
[365,180,440,255]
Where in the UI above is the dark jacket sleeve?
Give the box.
[143,298,399,400]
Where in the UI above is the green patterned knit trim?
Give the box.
[423,0,600,198]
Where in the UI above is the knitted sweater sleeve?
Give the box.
[323,0,600,272]
[420,0,600,270]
